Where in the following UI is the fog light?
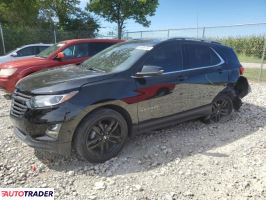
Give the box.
[45,124,62,139]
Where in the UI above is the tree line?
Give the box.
[0,0,159,38]
[0,0,99,34]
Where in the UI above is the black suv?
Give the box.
[10,38,250,162]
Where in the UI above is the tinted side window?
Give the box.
[63,45,75,58]
[183,44,221,69]
[38,46,50,53]
[62,44,89,59]
[88,43,114,56]
[16,47,35,57]
[144,42,182,72]
[75,44,89,58]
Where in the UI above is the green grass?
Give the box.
[244,68,266,82]
[238,54,266,64]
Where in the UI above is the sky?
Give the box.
[80,0,266,37]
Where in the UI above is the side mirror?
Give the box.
[55,52,65,60]
[11,52,18,57]
[134,65,164,78]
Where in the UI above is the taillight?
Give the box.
[239,65,245,75]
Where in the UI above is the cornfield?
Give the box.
[219,36,265,59]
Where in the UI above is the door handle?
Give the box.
[218,68,224,74]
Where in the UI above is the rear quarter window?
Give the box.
[214,46,240,67]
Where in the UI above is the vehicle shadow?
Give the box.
[35,102,266,176]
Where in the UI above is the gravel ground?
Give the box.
[0,81,266,200]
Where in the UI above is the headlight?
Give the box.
[0,68,17,77]
[30,91,78,108]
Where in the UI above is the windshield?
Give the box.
[37,43,65,58]
[81,41,154,73]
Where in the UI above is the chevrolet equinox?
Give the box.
[10,38,250,163]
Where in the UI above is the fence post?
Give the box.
[167,29,170,38]
[0,23,6,54]
[202,27,206,39]
[140,31,143,38]
[258,36,266,82]
[53,29,57,44]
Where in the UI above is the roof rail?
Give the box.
[168,37,221,44]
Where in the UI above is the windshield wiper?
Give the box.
[80,64,106,73]
[88,67,106,73]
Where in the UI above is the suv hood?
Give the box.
[16,65,108,94]
[0,57,48,68]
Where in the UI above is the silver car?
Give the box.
[0,43,52,64]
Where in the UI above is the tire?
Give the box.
[201,94,233,123]
[74,108,128,163]
[210,94,233,122]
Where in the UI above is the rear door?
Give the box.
[180,42,228,109]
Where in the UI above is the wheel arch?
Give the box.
[71,104,134,148]
[216,84,241,111]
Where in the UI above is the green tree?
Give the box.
[38,0,99,34]
[0,0,40,26]
[87,0,159,39]
[0,0,100,55]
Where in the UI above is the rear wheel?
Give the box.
[74,109,128,163]
[202,94,233,123]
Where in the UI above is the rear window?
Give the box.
[88,42,115,56]
[182,44,221,69]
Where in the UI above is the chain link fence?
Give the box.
[0,23,265,81]
[0,25,98,55]
[125,23,266,82]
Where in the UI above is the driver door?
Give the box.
[134,41,188,123]
[60,43,90,66]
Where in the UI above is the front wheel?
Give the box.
[74,109,128,163]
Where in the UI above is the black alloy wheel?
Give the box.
[86,118,123,156]
[210,95,233,122]
[74,109,128,163]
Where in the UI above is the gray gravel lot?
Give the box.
[0,81,266,200]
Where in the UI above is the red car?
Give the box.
[0,39,123,94]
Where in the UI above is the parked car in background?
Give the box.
[10,38,250,163]
[0,39,123,93]
[0,43,52,64]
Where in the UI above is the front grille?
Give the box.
[11,91,32,117]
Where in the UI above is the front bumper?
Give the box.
[14,127,71,155]
[10,100,84,156]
